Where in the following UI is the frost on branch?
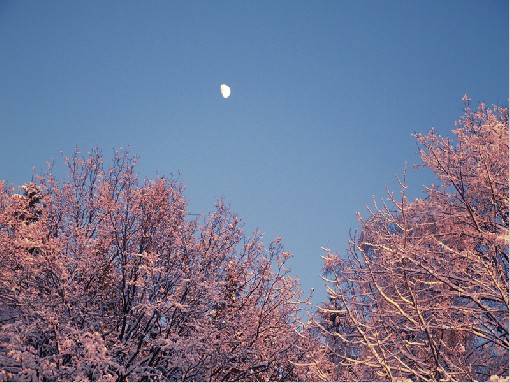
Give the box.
[316,101,509,382]
[0,148,319,381]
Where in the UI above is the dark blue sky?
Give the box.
[1,0,508,307]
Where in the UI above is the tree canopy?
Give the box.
[0,149,317,381]
[317,99,509,381]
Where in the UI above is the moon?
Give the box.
[220,84,231,99]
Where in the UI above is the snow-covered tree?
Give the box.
[0,148,318,381]
[317,99,509,381]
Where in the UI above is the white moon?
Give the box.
[220,84,231,99]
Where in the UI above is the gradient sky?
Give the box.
[0,0,508,308]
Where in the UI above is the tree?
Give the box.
[317,99,509,381]
[0,148,318,381]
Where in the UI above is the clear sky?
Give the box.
[0,0,508,307]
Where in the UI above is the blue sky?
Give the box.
[0,0,508,307]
